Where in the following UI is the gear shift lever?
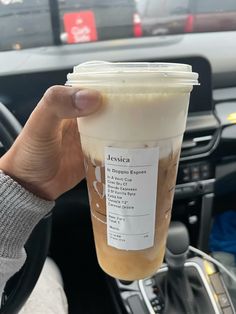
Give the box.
[158,222,196,314]
[165,221,189,270]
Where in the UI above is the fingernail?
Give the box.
[74,90,100,112]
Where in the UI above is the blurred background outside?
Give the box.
[1,0,236,51]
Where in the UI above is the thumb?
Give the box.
[22,85,102,139]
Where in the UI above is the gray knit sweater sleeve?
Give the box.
[0,170,55,299]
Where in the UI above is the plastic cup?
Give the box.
[66,61,199,280]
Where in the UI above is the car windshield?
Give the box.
[0,0,236,51]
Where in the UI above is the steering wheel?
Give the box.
[0,102,52,314]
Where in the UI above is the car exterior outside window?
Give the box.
[0,0,236,51]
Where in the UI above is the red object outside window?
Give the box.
[184,15,195,33]
[63,11,98,43]
[133,13,143,37]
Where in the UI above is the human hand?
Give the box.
[0,86,102,200]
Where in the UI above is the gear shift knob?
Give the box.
[165,221,189,269]
[155,222,216,314]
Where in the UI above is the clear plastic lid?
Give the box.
[66,61,199,87]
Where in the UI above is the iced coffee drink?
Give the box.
[66,62,198,280]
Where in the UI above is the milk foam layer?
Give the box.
[67,62,198,161]
[79,92,188,161]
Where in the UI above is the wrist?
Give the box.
[0,170,55,258]
[9,177,55,201]
[0,157,54,201]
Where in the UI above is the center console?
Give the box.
[172,57,219,251]
[115,257,235,314]
[109,223,235,314]
[174,113,219,251]
[107,57,234,314]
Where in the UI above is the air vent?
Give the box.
[181,128,219,159]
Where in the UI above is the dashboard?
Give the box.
[1,30,236,314]
[0,31,236,86]
[0,32,236,248]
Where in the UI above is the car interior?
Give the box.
[0,1,236,314]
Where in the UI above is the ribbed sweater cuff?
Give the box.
[0,170,55,259]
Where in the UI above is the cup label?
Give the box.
[105,146,159,250]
